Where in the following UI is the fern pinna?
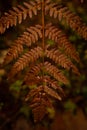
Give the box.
[0,0,87,122]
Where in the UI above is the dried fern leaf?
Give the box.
[44,85,61,100]
[25,86,52,122]
[44,62,69,85]
[45,1,64,20]
[0,1,41,34]
[17,5,27,20]
[24,74,64,96]
[3,25,42,65]
[24,75,40,86]
[24,74,64,98]
[24,60,69,89]
[45,24,80,62]
[45,2,87,40]
[24,64,42,84]
[32,105,46,122]
[24,62,68,90]
[31,96,50,122]
[24,61,69,85]
[25,86,43,102]
[8,47,43,78]
[20,25,42,45]
[45,49,80,75]
[43,76,63,92]
[4,44,23,65]
[45,1,58,15]
[62,8,87,40]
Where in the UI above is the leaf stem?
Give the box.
[42,0,45,80]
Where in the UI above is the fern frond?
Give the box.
[24,64,42,83]
[25,86,43,101]
[43,76,63,93]
[62,8,87,40]
[24,74,64,103]
[24,61,69,85]
[44,62,69,85]
[25,86,52,122]
[0,0,82,123]
[23,73,42,87]
[3,25,42,65]
[8,47,43,78]
[44,85,61,100]
[25,83,62,122]
[24,72,64,95]
[4,44,23,65]
[45,49,80,75]
[32,104,47,122]
[45,24,80,62]
[45,1,66,20]
[0,0,41,34]
[20,25,42,45]
[45,2,87,40]
[24,67,64,96]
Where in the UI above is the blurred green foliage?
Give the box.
[19,105,31,118]
[47,39,55,46]
[64,100,77,112]
[47,107,55,119]
[9,80,22,98]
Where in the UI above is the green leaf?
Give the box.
[29,85,37,89]
[47,39,55,46]
[69,35,77,42]
[64,100,77,111]
[10,80,22,92]
[9,80,23,98]
[20,105,31,118]
[47,107,55,119]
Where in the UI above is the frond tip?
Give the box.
[25,86,53,122]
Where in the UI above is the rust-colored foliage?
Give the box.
[0,0,87,122]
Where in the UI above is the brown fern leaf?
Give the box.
[45,23,80,62]
[61,8,87,40]
[24,72,64,95]
[23,75,40,86]
[45,1,87,40]
[44,85,62,100]
[44,62,69,85]
[4,44,23,65]
[24,64,43,85]
[43,76,63,93]
[25,86,53,122]
[45,0,66,20]
[0,0,82,123]
[24,62,66,93]
[25,76,63,101]
[24,61,69,86]
[3,25,42,65]
[0,0,41,34]
[8,47,43,78]
[45,48,80,75]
